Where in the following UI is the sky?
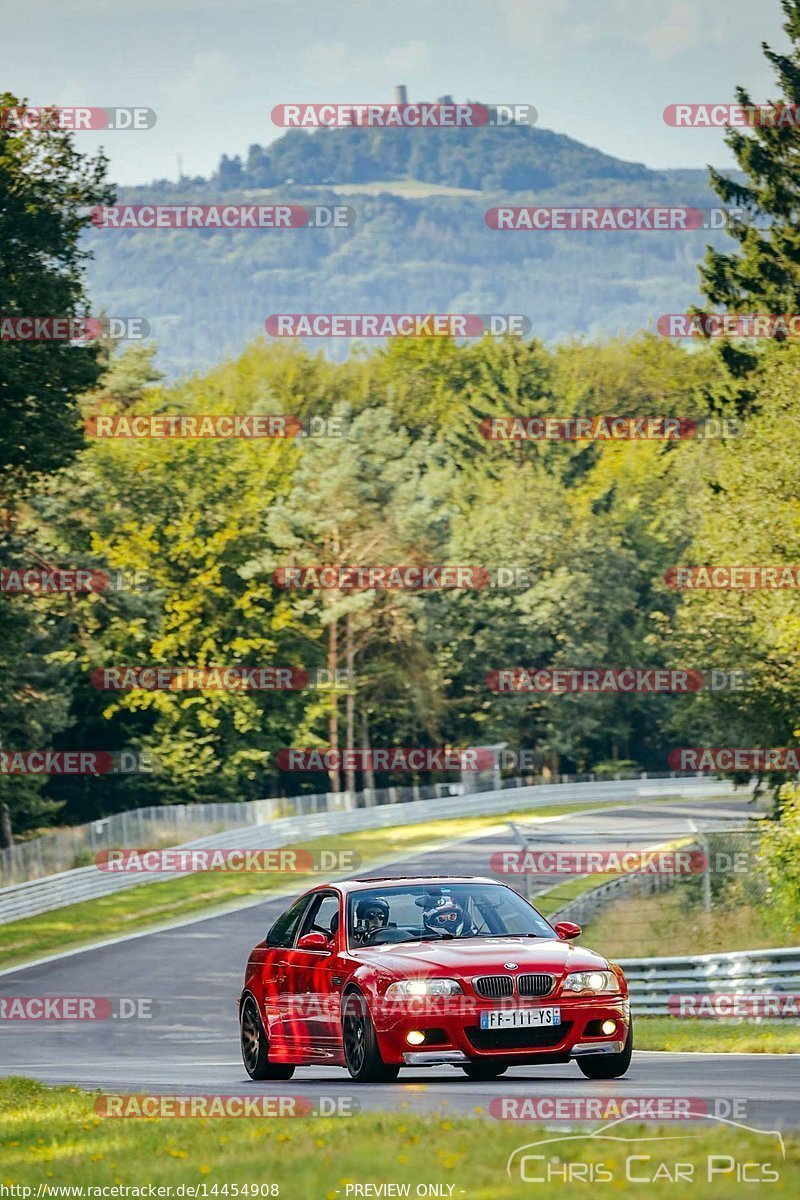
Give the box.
[0,0,789,186]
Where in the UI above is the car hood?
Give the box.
[349,936,611,976]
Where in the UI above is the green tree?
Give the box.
[668,344,800,784]
[249,405,450,794]
[700,1,800,383]
[0,96,112,842]
[0,95,113,492]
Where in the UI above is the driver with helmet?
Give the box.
[354,895,391,943]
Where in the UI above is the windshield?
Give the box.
[347,882,557,947]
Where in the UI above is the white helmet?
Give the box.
[423,896,465,937]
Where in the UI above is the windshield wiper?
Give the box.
[493,932,548,937]
[461,932,549,939]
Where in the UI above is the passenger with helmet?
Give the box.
[422,895,471,938]
[354,895,391,943]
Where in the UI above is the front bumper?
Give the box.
[373,994,630,1065]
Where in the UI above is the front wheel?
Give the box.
[240,996,295,1080]
[462,1061,510,1080]
[577,1021,633,1080]
[342,991,400,1083]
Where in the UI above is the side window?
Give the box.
[266,895,311,947]
[299,893,340,941]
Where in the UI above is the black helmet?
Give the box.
[355,895,390,933]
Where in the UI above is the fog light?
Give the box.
[406,1030,426,1046]
[601,1019,617,1036]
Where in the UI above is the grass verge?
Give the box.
[1,1077,797,1197]
[0,802,591,971]
[578,885,795,958]
[635,1017,800,1053]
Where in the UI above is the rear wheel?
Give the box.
[240,996,295,1080]
[462,1061,510,1080]
[342,991,400,1083]
[577,1021,633,1080]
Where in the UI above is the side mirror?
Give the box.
[297,932,331,952]
[553,921,582,941]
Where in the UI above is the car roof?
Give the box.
[328,876,500,894]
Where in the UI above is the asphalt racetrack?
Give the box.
[1,797,796,1129]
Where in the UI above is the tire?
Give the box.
[577,1020,633,1080]
[462,1061,510,1080]
[240,996,295,1081]
[342,990,400,1083]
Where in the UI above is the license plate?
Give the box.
[480,1006,561,1030]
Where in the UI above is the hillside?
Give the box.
[85,123,734,376]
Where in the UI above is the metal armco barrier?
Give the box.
[0,775,739,925]
[546,868,681,923]
[619,946,800,1019]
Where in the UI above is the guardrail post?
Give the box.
[688,819,712,913]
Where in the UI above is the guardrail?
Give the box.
[0,797,311,888]
[620,946,800,1018]
[0,768,732,888]
[546,868,682,923]
[511,811,763,922]
[0,775,741,925]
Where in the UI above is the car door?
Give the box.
[261,893,315,1045]
[280,890,344,1060]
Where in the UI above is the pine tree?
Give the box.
[700,1,800,380]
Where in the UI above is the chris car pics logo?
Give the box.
[506,1114,784,1184]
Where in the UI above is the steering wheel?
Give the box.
[363,927,416,945]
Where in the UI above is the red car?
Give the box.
[239,876,632,1083]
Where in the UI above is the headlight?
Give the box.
[562,970,617,994]
[385,978,464,997]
